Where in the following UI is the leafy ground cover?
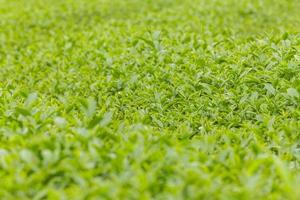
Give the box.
[1,0,300,199]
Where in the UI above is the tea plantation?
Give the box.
[0,0,300,199]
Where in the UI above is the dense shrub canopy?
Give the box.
[0,0,300,199]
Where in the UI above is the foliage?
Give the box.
[0,0,300,199]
